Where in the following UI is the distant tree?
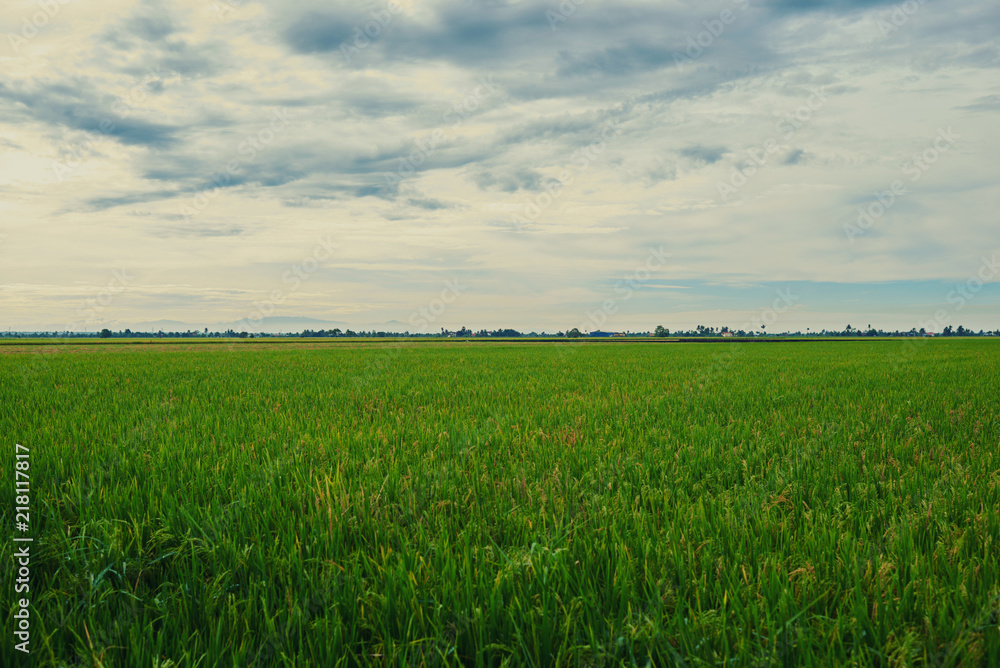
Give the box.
[567,328,583,338]
[99,328,112,338]
[654,325,669,337]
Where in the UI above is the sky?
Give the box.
[1,0,998,334]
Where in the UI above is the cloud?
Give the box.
[151,224,245,238]
[555,42,679,78]
[406,197,452,210]
[119,0,178,43]
[283,10,363,54]
[81,189,183,211]
[763,0,899,12]
[680,145,727,165]
[960,94,1000,112]
[472,168,550,193]
[98,0,226,77]
[0,80,179,149]
[783,148,805,165]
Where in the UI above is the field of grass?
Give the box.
[2,339,999,666]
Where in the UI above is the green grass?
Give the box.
[2,340,999,666]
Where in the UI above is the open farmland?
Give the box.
[2,339,999,666]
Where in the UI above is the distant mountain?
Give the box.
[214,316,348,334]
[22,316,370,335]
[134,319,194,331]
[247,316,348,326]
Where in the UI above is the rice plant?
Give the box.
[2,339,998,666]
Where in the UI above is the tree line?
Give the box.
[3,324,998,339]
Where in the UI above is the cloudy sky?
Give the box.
[1,0,997,334]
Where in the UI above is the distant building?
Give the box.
[721,331,734,337]
[589,330,615,337]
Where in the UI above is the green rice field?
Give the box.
[2,339,999,666]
